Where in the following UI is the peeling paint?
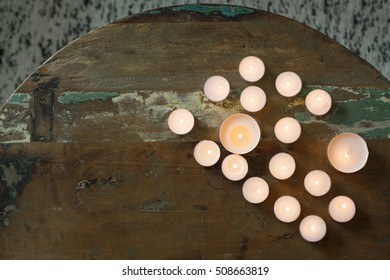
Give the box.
[0,119,30,143]
[293,85,390,139]
[58,91,119,104]
[139,200,176,211]
[9,93,31,106]
[113,90,242,142]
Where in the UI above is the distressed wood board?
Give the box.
[0,4,389,259]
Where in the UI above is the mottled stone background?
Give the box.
[0,0,389,105]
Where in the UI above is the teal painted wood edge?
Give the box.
[144,4,257,17]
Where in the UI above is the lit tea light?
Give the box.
[274,117,301,144]
[329,195,356,223]
[305,89,332,115]
[239,56,265,82]
[299,215,327,242]
[221,154,248,181]
[304,170,331,196]
[240,86,267,112]
[327,132,369,173]
[273,196,301,223]
[242,177,269,204]
[275,71,302,97]
[168,108,194,135]
[203,75,230,102]
[269,152,296,180]
[193,140,220,167]
[219,113,261,155]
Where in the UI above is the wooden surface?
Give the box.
[0,4,389,259]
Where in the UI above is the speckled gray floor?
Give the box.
[0,0,389,104]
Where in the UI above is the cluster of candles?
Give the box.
[167,56,369,242]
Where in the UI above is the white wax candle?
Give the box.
[299,215,327,242]
[269,152,296,180]
[327,132,369,173]
[193,140,220,167]
[239,56,265,82]
[242,177,269,204]
[240,86,267,112]
[305,89,332,115]
[274,117,301,144]
[304,170,331,196]
[219,113,261,155]
[221,154,248,181]
[275,71,302,97]
[167,108,194,135]
[203,75,230,102]
[273,196,301,223]
[329,195,356,223]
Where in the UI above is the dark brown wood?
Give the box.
[0,5,389,259]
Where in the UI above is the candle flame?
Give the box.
[179,118,184,124]
[248,64,254,71]
[284,124,289,130]
[344,152,350,159]
[310,225,316,231]
[341,203,347,209]
[207,149,212,156]
[284,206,290,212]
[316,96,322,102]
[314,180,319,185]
[281,165,286,171]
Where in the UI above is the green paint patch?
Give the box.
[58,92,119,104]
[9,93,31,104]
[171,5,256,17]
[295,86,390,139]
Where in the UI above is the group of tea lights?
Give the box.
[168,55,369,242]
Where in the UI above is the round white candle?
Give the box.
[305,89,332,116]
[219,113,261,155]
[221,154,248,181]
[329,195,356,223]
[239,56,265,82]
[327,132,369,173]
[193,140,220,167]
[299,215,327,242]
[274,117,301,144]
[242,177,269,204]
[304,170,331,196]
[274,196,301,223]
[269,152,296,180]
[203,75,230,102]
[240,86,267,112]
[275,71,302,97]
[168,108,194,135]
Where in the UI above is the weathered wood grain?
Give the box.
[0,4,389,259]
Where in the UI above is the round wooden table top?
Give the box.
[0,4,389,259]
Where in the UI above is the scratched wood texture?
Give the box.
[0,5,389,259]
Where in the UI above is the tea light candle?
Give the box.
[275,71,302,97]
[274,117,301,144]
[221,154,248,181]
[304,170,331,197]
[193,140,220,167]
[219,113,261,155]
[273,196,301,223]
[327,132,369,173]
[242,177,269,204]
[329,195,356,223]
[305,89,332,115]
[240,86,267,112]
[168,108,194,135]
[239,56,265,82]
[299,215,327,242]
[203,75,230,102]
[269,152,296,180]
